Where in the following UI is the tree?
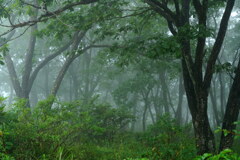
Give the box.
[142,0,236,154]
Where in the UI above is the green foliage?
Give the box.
[0,97,136,159]
[0,96,199,160]
[194,149,240,160]
[107,34,181,67]
[140,115,196,160]
[177,24,214,41]
[124,158,149,160]
[0,44,9,65]
[214,62,235,73]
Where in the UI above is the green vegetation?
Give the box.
[1,97,239,159]
[194,149,240,160]
[0,97,198,160]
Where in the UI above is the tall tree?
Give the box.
[143,0,236,154]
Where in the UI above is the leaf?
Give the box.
[223,129,230,136]
[201,153,212,159]
[0,61,4,65]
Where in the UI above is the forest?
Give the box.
[0,0,240,159]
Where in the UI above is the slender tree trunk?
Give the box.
[142,104,148,132]
[83,51,91,103]
[51,32,84,96]
[30,86,38,106]
[8,83,14,105]
[185,107,189,124]
[131,104,137,132]
[51,55,78,96]
[219,73,226,118]
[176,75,184,125]
[151,83,161,121]
[159,71,170,114]
[69,76,73,101]
[44,64,50,98]
[210,86,220,127]
[148,105,155,124]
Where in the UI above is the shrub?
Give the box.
[0,97,134,159]
[141,115,196,160]
[194,149,240,160]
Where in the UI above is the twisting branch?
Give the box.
[0,0,99,37]
[144,0,176,23]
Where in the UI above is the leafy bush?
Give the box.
[140,115,196,160]
[0,97,134,159]
[0,97,200,160]
[194,149,240,160]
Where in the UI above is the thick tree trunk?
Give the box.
[21,1,38,103]
[182,60,215,154]
[219,59,240,151]
[193,100,216,154]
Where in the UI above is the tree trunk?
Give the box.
[218,72,226,118]
[44,64,50,98]
[219,58,240,151]
[193,101,216,154]
[182,60,215,154]
[210,85,220,127]
[176,74,184,125]
[142,104,148,132]
[159,71,170,114]
[148,105,155,124]
[83,51,92,103]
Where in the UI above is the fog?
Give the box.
[0,0,239,159]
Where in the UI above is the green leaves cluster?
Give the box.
[177,24,214,41]
[0,44,8,65]
[194,149,240,160]
[214,62,235,73]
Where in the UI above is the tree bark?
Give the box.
[182,60,216,154]
[219,58,240,151]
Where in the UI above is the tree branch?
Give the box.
[1,0,98,29]
[203,0,235,91]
